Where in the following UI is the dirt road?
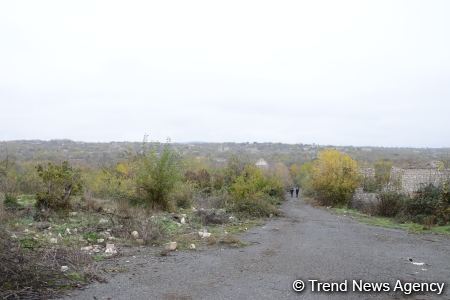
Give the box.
[69,196,450,299]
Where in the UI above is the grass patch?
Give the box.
[16,194,36,207]
[19,236,40,249]
[83,231,100,242]
[333,207,450,235]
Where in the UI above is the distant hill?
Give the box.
[1,140,449,168]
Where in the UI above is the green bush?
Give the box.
[362,176,378,192]
[296,162,314,196]
[35,161,83,210]
[84,163,136,201]
[135,145,181,210]
[376,191,407,217]
[231,194,279,217]
[170,182,194,209]
[223,156,246,188]
[4,193,20,208]
[403,184,450,225]
[229,165,283,217]
[184,168,211,191]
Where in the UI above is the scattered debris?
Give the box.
[104,243,117,256]
[408,257,425,266]
[81,246,93,252]
[60,265,69,272]
[98,218,109,225]
[198,229,211,238]
[165,241,177,251]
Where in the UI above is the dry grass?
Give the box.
[0,197,6,222]
[113,206,167,245]
[0,228,95,300]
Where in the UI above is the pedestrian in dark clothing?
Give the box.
[289,187,294,198]
[295,187,299,198]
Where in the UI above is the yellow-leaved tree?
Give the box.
[311,149,360,206]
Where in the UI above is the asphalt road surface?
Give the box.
[68,195,450,299]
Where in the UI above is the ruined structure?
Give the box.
[360,167,449,194]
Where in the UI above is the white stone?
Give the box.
[99,218,109,224]
[65,228,71,235]
[131,231,139,239]
[180,217,186,224]
[97,238,105,243]
[198,230,211,238]
[189,243,196,250]
[60,266,69,272]
[164,241,177,251]
[69,212,78,216]
[49,237,58,244]
[105,243,117,256]
[81,246,93,251]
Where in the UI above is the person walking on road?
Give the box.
[295,186,300,198]
[289,187,294,198]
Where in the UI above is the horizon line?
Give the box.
[1,139,450,150]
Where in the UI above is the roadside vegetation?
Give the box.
[2,141,449,298]
[297,149,450,234]
[0,142,287,299]
[296,149,360,206]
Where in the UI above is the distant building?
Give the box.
[255,158,269,169]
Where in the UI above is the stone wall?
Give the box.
[398,168,450,194]
[360,167,449,194]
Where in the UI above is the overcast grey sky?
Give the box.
[0,1,449,147]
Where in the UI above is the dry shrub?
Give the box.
[0,228,93,299]
[0,197,6,222]
[136,218,167,245]
[113,207,167,245]
[376,192,406,217]
[115,198,132,217]
[193,192,228,209]
[82,190,103,212]
[170,182,194,209]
